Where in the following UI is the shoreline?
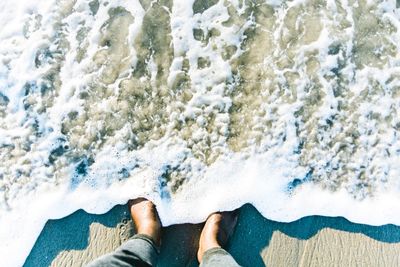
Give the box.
[25,204,400,267]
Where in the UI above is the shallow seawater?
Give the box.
[1,0,400,266]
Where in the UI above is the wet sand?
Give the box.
[24,204,400,267]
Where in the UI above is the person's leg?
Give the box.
[86,198,162,267]
[198,212,241,267]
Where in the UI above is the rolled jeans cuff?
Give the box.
[200,247,241,267]
[121,234,159,266]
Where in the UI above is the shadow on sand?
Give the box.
[24,204,400,267]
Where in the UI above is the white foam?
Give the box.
[1,0,400,266]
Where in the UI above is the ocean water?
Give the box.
[1,0,400,265]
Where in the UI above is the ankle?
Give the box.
[197,211,238,263]
[136,224,161,246]
[201,239,221,253]
[198,243,220,263]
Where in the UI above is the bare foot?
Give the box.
[128,198,162,247]
[197,211,238,263]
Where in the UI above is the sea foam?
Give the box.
[1,0,400,266]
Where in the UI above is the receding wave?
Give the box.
[1,0,400,266]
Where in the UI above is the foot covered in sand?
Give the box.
[128,198,162,247]
[197,210,239,262]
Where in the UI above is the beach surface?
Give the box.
[25,204,400,267]
[3,1,400,265]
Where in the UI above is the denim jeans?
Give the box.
[87,234,240,267]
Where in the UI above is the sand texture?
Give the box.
[24,204,400,267]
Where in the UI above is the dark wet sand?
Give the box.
[24,204,400,267]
